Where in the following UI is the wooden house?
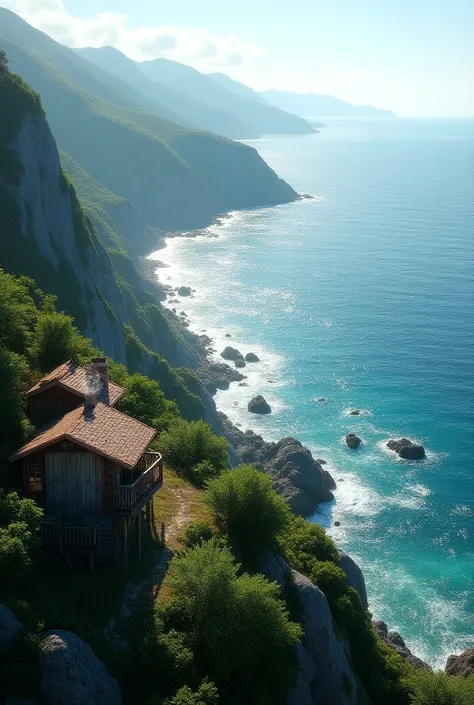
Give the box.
[9,358,163,570]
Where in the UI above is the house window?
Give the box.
[28,464,44,493]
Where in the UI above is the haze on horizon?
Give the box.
[1,0,473,118]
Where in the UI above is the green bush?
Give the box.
[205,465,290,563]
[159,420,229,485]
[310,561,348,606]
[165,540,301,705]
[117,371,180,433]
[30,312,92,372]
[405,670,474,705]
[0,492,43,584]
[280,514,340,569]
[179,521,216,549]
[163,679,219,705]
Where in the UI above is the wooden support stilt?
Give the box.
[89,551,95,576]
[123,517,128,570]
[138,509,142,560]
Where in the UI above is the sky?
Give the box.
[1,0,473,116]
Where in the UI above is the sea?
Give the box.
[150,118,474,668]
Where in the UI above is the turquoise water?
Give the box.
[152,119,474,668]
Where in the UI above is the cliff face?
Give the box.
[2,112,127,360]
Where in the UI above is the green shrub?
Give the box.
[191,461,222,488]
[310,561,348,606]
[280,514,339,569]
[205,465,290,563]
[159,420,229,485]
[117,371,179,433]
[405,670,474,705]
[179,521,216,549]
[0,492,43,584]
[165,540,301,704]
[163,679,219,705]
[30,312,92,372]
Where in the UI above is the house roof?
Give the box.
[25,361,125,406]
[9,402,156,470]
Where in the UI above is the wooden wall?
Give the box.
[28,386,83,428]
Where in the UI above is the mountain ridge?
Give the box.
[261,89,396,118]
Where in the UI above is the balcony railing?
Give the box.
[114,452,163,514]
[41,520,97,551]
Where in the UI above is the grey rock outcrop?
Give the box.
[338,552,368,608]
[220,346,244,361]
[346,434,361,449]
[245,352,260,362]
[387,438,425,460]
[248,395,272,414]
[259,554,357,705]
[221,416,335,515]
[0,605,23,648]
[373,621,430,670]
[445,648,474,678]
[235,359,246,368]
[39,630,123,705]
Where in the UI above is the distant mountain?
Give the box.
[76,46,258,139]
[0,9,297,236]
[139,58,316,135]
[207,72,270,106]
[261,90,396,118]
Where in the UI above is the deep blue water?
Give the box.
[152,118,474,667]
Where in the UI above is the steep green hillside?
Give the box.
[0,11,297,233]
[76,46,259,139]
[208,71,271,105]
[139,57,316,136]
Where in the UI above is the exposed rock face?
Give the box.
[346,433,361,449]
[387,438,425,460]
[221,416,335,515]
[0,605,23,648]
[248,395,272,414]
[220,346,244,361]
[39,630,123,705]
[338,552,368,608]
[259,553,357,705]
[177,285,192,296]
[373,621,431,670]
[445,649,474,677]
[245,352,260,362]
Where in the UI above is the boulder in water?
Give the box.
[245,352,260,362]
[387,438,425,460]
[220,346,244,361]
[177,285,192,296]
[235,359,246,368]
[346,433,361,449]
[349,409,361,416]
[248,395,272,414]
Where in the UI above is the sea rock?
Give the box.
[373,621,431,670]
[445,649,474,678]
[315,397,327,403]
[245,352,260,362]
[235,359,246,368]
[177,286,192,296]
[220,346,244,361]
[225,333,232,337]
[0,604,23,648]
[387,438,425,460]
[316,458,327,465]
[39,630,123,705]
[345,434,361,449]
[197,334,212,346]
[248,395,272,414]
[338,552,368,608]
[238,382,249,387]
[334,521,341,527]
[349,409,361,416]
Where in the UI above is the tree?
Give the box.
[117,372,179,432]
[166,541,301,705]
[205,465,290,562]
[158,420,229,486]
[29,312,92,372]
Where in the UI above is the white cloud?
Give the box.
[1,0,263,69]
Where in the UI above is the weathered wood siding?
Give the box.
[28,386,83,427]
[45,449,102,521]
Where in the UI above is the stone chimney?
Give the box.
[91,357,109,401]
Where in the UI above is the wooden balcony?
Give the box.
[41,520,97,550]
[113,451,163,516]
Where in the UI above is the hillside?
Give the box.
[207,71,271,105]
[139,57,316,135]
[0,9,297,235]
[76,46,259,139]
[261,90,396,117]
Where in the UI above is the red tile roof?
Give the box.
[26,361,124,406]
[10,402,156,469]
